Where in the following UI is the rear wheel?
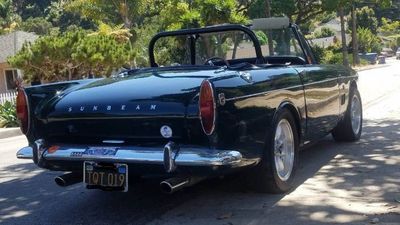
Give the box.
[332,88,363,142]
[250,108,299,193]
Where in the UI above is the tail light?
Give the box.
[16,89,30,134]
[199,80,216,135]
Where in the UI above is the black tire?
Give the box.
[332,87,363,142]
[250,108,299,193]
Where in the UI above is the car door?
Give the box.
[298,65,340,140]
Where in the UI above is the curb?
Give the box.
[354,64,391,72]
[0,128,22,139]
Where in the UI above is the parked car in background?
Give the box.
[380,48,394,57]
[16,17,363,194]
[396,47,400,60]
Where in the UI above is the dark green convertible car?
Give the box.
[16,17,362,194]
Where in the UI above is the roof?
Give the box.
[0,31,38,63]
[310,34,351,47]
[314,18,345,33]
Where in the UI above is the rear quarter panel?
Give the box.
[210,67,305,158]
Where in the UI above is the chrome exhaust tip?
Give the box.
[160,177,205,194]
[55,173,81,187]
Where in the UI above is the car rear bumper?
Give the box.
[17,140,258,174]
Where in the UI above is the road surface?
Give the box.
[1,59,399,225]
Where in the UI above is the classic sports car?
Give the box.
[16,17,363,194]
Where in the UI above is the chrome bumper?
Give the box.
[16,146,34,159]
[17,142,256,172]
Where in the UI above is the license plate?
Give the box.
[84,147,119,156]
[83,161,128,192]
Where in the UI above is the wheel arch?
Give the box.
[275,101,302,142]
[350,80,358,91]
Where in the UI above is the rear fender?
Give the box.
[24,80,94,142]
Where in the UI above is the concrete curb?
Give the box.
[0,128,22,139]
[354,64,391,72]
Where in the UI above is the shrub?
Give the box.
[310,45,325,63]
[0,101,18,128]
[313,27,335,39]
[357,27,382,53]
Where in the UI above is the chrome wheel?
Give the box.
[350,95,362,135]
[274,119,295,181]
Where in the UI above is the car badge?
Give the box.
[239,71,253,83]
[218,93,226,106]
[160,125,173,138]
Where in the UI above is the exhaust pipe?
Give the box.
[160,177,205,194]
[55,172,82,187]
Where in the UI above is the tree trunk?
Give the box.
[67,68,72,81]
[232,34,239,59]
[339,6,349,67]
[120,0,132,29]
[265,0,274,56]
[351,4,359,66]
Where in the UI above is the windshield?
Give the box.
[151,26,306,67]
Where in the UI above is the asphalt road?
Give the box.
[1,59,400,225]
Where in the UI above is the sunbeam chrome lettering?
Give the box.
[66,104,158,112]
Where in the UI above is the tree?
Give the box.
[8,29,135,82]
[160,0,247,30]
[320,0,350,66]
[323,0,391,66]
[0,0,21,34]
[65,0,163,29]
[357,27,382,53]
[46,0,96,32]
[339,6,349,66]
[379,17,400,35]
[248,0,324,25]
[12,0,54,20]
[20,17,53,35]
[347,6,378,34]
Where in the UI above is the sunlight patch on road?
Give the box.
[0,210,30,221]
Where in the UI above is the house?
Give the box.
[310,18,351,48]
[0,31,38,94]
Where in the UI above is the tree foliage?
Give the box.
[8,29,135,82]
[0,0,21,34]
[248,0,323,24]
[160,0,247,30]
[20,17,53,35]
[379,17,400,35]
[2,0,400,79]
[348,6,378,34]
[357,27,382,53]
[0,101,18,128]
[65,0,162,29]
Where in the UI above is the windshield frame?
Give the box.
[148,24,264,67]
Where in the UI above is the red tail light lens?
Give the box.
[16,89,30,134]
[199,80,215,135]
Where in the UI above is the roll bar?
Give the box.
[148,24,264,67]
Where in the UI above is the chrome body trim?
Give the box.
[35,139,45,162]
[163,142,179,172]
[16,146,34,159]
[225,76,346,102]
[225,84,304,102]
